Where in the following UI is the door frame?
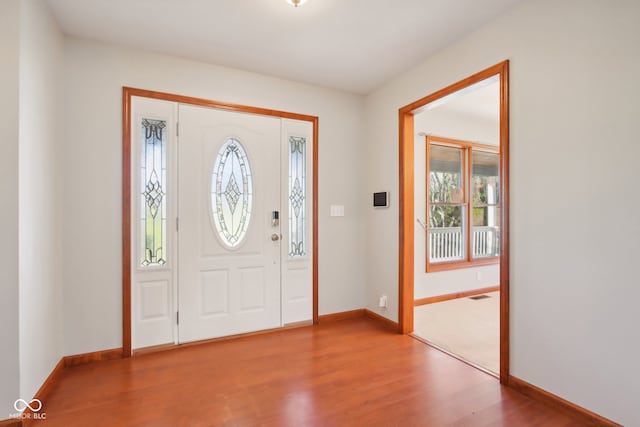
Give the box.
[122,87,319,357]
[398,60,510,383]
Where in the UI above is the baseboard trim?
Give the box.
[364,309,400,332]
[414,285,500,306]
[317,309,398,332]
[317,309,365,323]
[18,357,66,424]
[0,418,22,427]
[508,376,621,426]
[8,349,123,425]
[63,348,123,367]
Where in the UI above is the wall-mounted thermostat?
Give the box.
[373,191,389,208]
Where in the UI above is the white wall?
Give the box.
[414,108,499,146]
[0,0,21,416]
[364,0,640,425]
[60,38,367,355]
[18,0,64,401]
[414,107,500,299]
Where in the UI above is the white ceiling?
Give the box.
[46,0,523,94]
[431,77,500,122]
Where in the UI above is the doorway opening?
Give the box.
[398,61,509,382]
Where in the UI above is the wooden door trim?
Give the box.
[122,87,319,357]
[398,61,510,383]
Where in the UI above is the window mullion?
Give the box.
[466,147,472,263]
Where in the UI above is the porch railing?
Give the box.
[429,226,499,262]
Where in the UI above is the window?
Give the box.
[140,118,168,267]
[426,135,500,271]
[210,138,253,249]
[288,136,307,257]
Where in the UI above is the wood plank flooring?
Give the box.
[30,318,581,426]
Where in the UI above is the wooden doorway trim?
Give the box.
[398,61,510,383]
[122,87,319,357]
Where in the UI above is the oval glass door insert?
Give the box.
[211,138,253,248]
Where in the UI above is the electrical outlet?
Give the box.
[330,205,344,217]
[378,295,387,308]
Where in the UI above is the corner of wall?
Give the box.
[0,0,22,417]
[17,0,65,402]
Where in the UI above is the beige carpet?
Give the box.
[413,291,499,374]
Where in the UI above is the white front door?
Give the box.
[131,96,313,350]
[177,105,282,343]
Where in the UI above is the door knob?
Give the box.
[271,233,280,241]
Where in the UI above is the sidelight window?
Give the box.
[288,136,307,257]
[140,119,168,267]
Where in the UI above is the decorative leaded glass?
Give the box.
[289,136,306,257]
[140,119,167,267]
[211,138,253,248]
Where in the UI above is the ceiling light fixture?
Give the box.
[286,0,308,7]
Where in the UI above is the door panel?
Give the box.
[178,105,281,343]
[131,97,178,350]
[139,280,171,320]
[239,267,266,311]
[200,269,229,316]
[280,119,314,324]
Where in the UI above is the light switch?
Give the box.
[330,205,345,217]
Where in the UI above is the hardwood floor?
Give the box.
[30,318,581,426]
